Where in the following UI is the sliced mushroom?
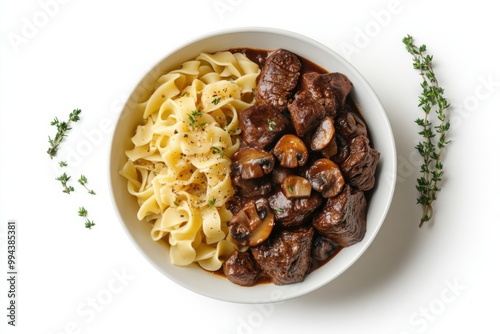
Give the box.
[306,158,345,198]
[272,134,308,168]
[228,198,275,247]
[231,148,275,180]
[281,175,312,199]
[311,116,335,151]
[321,138,338,158]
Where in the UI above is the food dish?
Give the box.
[119,51,259,271]
[109,27,396,303]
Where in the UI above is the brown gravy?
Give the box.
[213,48,371,285]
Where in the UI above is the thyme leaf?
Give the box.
[47,109,81,159]
[403,34,451,228]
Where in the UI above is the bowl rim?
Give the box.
[108,26,397,303]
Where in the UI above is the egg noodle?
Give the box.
[120,51,260,271]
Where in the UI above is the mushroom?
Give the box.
[321,138,338,158]
[272,134,308,168]
[310,116,335,151]
[281,175,312,199]
[306,158,345,198]
[228,198,275,247]
[231,148,275,180]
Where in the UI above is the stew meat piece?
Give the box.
[287,72,353,137]
[312,185,367,247]
[288,90,326,137]
[223,250,262,286]
[255,49,302,111]
[239,104,288,149]
[251,226,314,285]
[340,135,380,191]
[312,233,342,262]
[268,188,323,228]
[335,108,368,141]
[301,72,353,112]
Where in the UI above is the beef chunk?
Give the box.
[240,105,288,149]
[288,90,326,136]
[311,234,342,262]
[231,177,272,198]
[268,188,323,228]
[255,49,302,111]
[287,71,353,137]
[301,72,352,113]
[335,108,368,142]
[223,250,262,287]
[312,185,367,247]
[251,226,314,285]
[340,135,380,191]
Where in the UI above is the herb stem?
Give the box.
[47,109,81,159]
[403,34,451,228]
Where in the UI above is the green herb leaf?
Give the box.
[84,219,95,229]
[403,34,451,228]
[47,109,81,159]
[78,175,96,195]
[56,172,74,194]
[187,109,205,130]
[211,146,225,158]
[78,207,88,217]
[267,118,277,131]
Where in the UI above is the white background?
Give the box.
[1,0,499,333]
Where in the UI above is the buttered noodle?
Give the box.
[120,51,260,270]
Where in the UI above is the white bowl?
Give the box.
[109,27,397,303]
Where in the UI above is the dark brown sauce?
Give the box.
[211,243,343,285]
[228,48,328,76]
[211,48,369,285]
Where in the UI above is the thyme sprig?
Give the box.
[47,109,97,229]
[78,207,95,229]
[84,219,95,229]
[56,172,74,194]
[78,207,88,217]
[47,109,81,159]
[403,35,451,227]
[78,175,96,195]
